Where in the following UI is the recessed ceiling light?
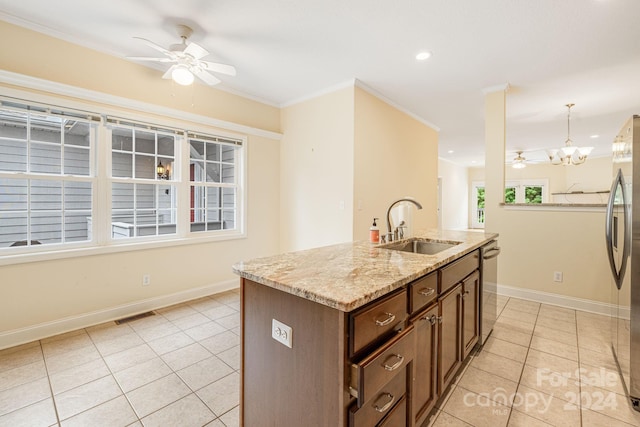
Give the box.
[471,160,477,164]
[447,150,454,154]
[590,134,600,139]
[416,51,432,61]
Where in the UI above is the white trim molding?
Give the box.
[0,70,283,141]
[0,279,239,351]
[497,283,630,320]
[482,83,511,94]
[280,78,441,132]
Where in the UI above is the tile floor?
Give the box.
[427,295,640,427]
[0,289,241,427]
[2,291,640,426]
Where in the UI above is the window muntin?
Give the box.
[109,124,177,239]
[505,180,548,204]
[0,97,246,253]
[189,136,240,233]
[0,101,95,248]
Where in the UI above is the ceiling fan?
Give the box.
[127,24,236,86]
[512,151,527,169]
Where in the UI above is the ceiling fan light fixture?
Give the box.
[512,151,527,169]
[172,65,194,85]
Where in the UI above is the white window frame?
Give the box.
[187,133,243,235]
[0,98,99,251]
[0,88,248,266]
[471,181,485,229]
[505,179,549,204]
[105,120,181,242]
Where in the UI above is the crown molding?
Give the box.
[354,79,440,131]
[0,70,282,141]
[482,83,511,94]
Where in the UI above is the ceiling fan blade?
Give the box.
[162,65,177,80]
[184,41,209,60]
[193,68,221,86]
[126,56,173,63]
[134,37,172,55]
[201,61,237,76]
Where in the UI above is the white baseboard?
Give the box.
[0,279,239,351]
[497,284,631,320]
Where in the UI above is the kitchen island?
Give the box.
[233,229,498,427]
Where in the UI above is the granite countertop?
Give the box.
[232,229,498,312]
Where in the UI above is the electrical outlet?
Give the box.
[142,274,151,286]
[272,318,293,348]
[553,271,563,283]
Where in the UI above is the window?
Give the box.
[189,134,241,233]
[0,96,246,255]
[471,179,548,227]
[0,100,97,248]
[471,183,485,228]
[109,122,178,239]
[505,180,548,204]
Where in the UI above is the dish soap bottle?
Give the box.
[369,218,380,243]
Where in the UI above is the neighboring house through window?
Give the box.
[0,96,245,254]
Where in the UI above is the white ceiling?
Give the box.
[2,0,640,166]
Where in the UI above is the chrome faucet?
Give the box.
[386,198,423,242]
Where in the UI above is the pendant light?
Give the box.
[546,104,593,165]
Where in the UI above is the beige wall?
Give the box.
[279,87,355,252]
[279,84,438,251]
[505,155,611,202]
[485,90,611,304]
[0,21,280,133]
[0,22,281,341]
[353,87,438,240]
[438,158,469,230]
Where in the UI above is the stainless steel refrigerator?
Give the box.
[606,115,640,411]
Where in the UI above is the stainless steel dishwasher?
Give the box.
[479,240,500,345]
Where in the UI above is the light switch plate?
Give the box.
[272,318,293,348]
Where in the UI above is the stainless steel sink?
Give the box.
[380,238,461,255]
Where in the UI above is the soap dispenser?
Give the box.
[369,218,380,243]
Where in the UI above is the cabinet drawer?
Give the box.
[410,272,437,314]
[348,367,406,427]
[351,290,407,356]
[440,250,479,294]
[378,395,407,427]
[350,325,414,407]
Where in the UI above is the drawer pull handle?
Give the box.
[418,287,435,297]
[373,392,395,413]
[462,290,470,298]
[382,353,404,371]
[375,312,396,327]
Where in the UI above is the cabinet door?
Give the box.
[461,271,480,360]
[438,283,462,394]
[411,304,438,427]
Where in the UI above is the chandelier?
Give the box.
[546,103,593,165]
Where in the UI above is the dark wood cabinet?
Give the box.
[437,283,462,394]
[461,271,480,360]
[411,303,438,426]
[241,248,485,427]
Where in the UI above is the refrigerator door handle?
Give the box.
[606,169,629,290]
